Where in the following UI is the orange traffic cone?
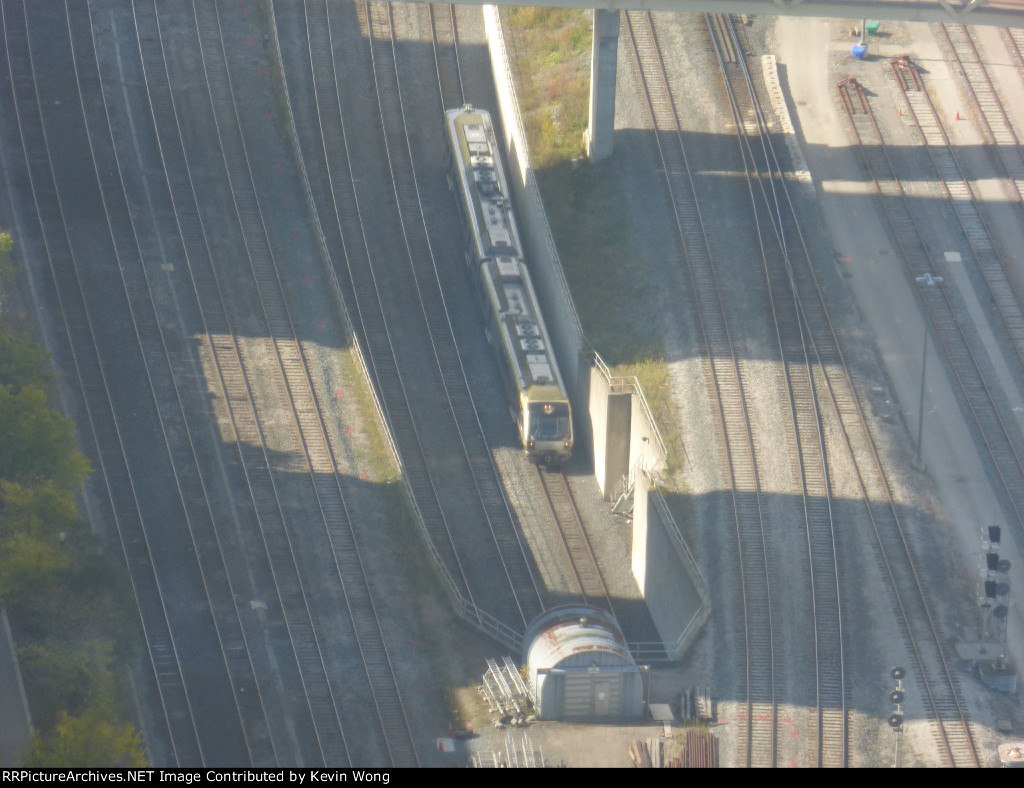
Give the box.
[955,110,961,120]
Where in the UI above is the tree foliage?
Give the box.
[0,384,90,488]
[0,231,14,281]
[23,702,148,768]
[0,232,144,766]
[0,324,53,392]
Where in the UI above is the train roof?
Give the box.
[481,256,568,400]
[446,106,522,260]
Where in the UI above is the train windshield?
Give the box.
[529,402,570,440]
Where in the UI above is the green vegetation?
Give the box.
[504,8,591,167]
[505,8,662,364]
[0,232,147,767]
[504,10,680,469]
[0,231,15,281]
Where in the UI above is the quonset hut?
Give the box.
[523,605,643,720]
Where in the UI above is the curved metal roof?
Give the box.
[524,605,635,670]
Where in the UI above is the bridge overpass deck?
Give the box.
[432,1,1024,29]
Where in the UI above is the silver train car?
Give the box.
[445,105,573,464]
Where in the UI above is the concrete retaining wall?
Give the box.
[632,478,710,661]
[483,7,592,455]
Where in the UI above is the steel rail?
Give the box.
[939,24,1024,204]
[537,468,614,612]
[68,0,276,765]
[888,55,1024,532]
[837,76,981,767]
[709,14,848,768]
[429,4,464,111]
[122,0,340,764]
[140,0,353,765]
[0,0,205,765]
[194,0,419,765]
[623,9,776,768]
[366,0,545,629]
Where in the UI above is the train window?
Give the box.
[529,402,570,440]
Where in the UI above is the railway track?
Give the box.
[272,0,548,651]
[429,4,464,111]
[624,10,778,767]
[366,0,545,629]
[0,0,436,765]
[837,74,984,768]
[886,55,1024,531]
[706,13,848,769]
[537,468,612,611]
[0,0,221,764]
[624,10,987,769]
[889,53,1024,381]
[71,0,284,765]
[191,0,418,764]
[939,24,1024,203]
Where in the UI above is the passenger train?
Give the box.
[445,105,573,464]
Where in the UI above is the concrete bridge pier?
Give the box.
[585,9,620,161]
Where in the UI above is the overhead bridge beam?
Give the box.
[429,1,1024,29]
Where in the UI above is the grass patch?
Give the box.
[505,9,590,167]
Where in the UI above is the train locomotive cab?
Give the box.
[525,395,573,465]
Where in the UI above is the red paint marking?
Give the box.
[361,471,368,480]
[243,8,249,16]
[292,231,299,240]
[336,389,344,399]
[346,425,352,435]
[265,112,271,120]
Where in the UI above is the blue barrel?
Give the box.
[852,44,867,60]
